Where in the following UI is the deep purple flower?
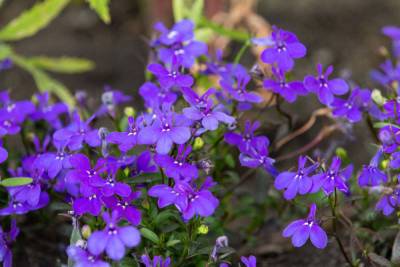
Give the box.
[139,82,177,109]
[88,211,141,261]
[148,60,193,90]
[183,88,235,133]
[148,178,219,220]
[66,154,106,190]
[155,145,198,182]
[154,19,194,46]
[241,255,257,267]
[107,116,142,152]
[130,150,158,176]
[225,120,269,153]
[274,156,318,200]
[103,192,141,225]
[260,26,306,71]
[101,164,131,198]
[39,139,72,179]
[141,255,171,267]
[67,245,110,267]
[359,150,387,187]
[31,92,68,129]
[72,187,104,216]
[239,138,277,177]
[311,157,352,195]
[0,220,19,267]
[54,112,100,151]
[0,192,49,215]
[137,106,191,154]
[304,64,349,105]
[283,203,327,249]
[263,68,307,102]
[331,88,372,122]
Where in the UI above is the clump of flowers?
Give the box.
[1,7,400,267]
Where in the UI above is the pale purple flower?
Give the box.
[283,203,328,249]
[67,245,110,267]
[88,211,141,261]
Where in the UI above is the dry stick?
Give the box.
[275,124,340,162]
[274,108,332,150]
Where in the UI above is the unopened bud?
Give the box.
[193,137,204,150]
[81,225,92,239]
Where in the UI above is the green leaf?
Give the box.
[0,177,32,187]
[172,0,185,22]
[0,0,70,41]
[198,17,249,42]
[87,0,111,24]
[29,56,95,73]
[191,0,204,24]
[68,219,82,267]
[373,122,393,129]
[140,228,160,244]
[166,239,181,247]
[10,53,76,107]
[0,43,11,60]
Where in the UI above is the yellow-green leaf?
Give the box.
[29,56,95,74]
[87,0,111,24]
[0,0,70,41]
[0,43,11,60]
[140,228,160,244]
[173,0,185,22]
[0,177,32,187]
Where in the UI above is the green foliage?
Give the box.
[29,56,95,74]
[0,177,32,187]
[140,227,160,244]
[172,0,203,24]
[87,0,111,24]
[0,0,70,41]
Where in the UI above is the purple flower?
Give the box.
[31,92,68,129]
[263,68,308,102]
[370,60,400,88]
[148,178,219,220]
[67,245,110,267]
[148,60,193,90]
[225,120,269,153]
[0,220,19,267]
[137,106,191,154]
[96,86,132,118]
[72,187,104,216]
[378,125,400,154]
[155,145,198,182]
[40,139,72,179]
[240,255,257,267]
[239,138,277,177]
[382,26,400,57]
[139,82,177,109]
[88,211,141,261]
[141,255,171,267]
[183,88,235,133]
[311,157,352,195]
[304,64,349,105]
[106,116,142,152]
[219,65,262,104]
[101,165,131,198]
[331,88,372,122]
[54,112,100,151]
[376,188,400,216]
[260,26,306,71]
[283,203,328,249]
[274,156,318,200]
[0,192,49,215]
[359,150,387,187]
[130,150,157,176]
[0,58,12,71]
[154,19,194,46]
[103,192,141,225]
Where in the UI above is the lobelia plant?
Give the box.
[2,1,400,267]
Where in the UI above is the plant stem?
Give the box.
[329,190,355,267]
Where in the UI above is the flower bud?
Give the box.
[197,224,209,235]
[193,137,204,150]
[81,225,92,239]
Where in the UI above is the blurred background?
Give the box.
[1,0,400,266]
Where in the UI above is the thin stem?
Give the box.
[275,95,293,129]
[329,190,355,267]
[234,40,251,64]
[366,115,379,143]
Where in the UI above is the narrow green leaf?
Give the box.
[29,56,95,73]
[0,177,32,187]
[140,228,160,244]
[0,0,70,41]
[166,239,181,247]
[0,43,11,60]
[68,219,82,267]
[87,0,111,24]
[10,53,76,107]
[172,0,185,22]
[191,0,204,24]
[198,17,249,42]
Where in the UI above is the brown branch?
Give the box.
[274,108,332,150]
[275,124,340,162]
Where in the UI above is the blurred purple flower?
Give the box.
[67,245,110,267]
[141,255,171,267]
[359,150,387,187]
